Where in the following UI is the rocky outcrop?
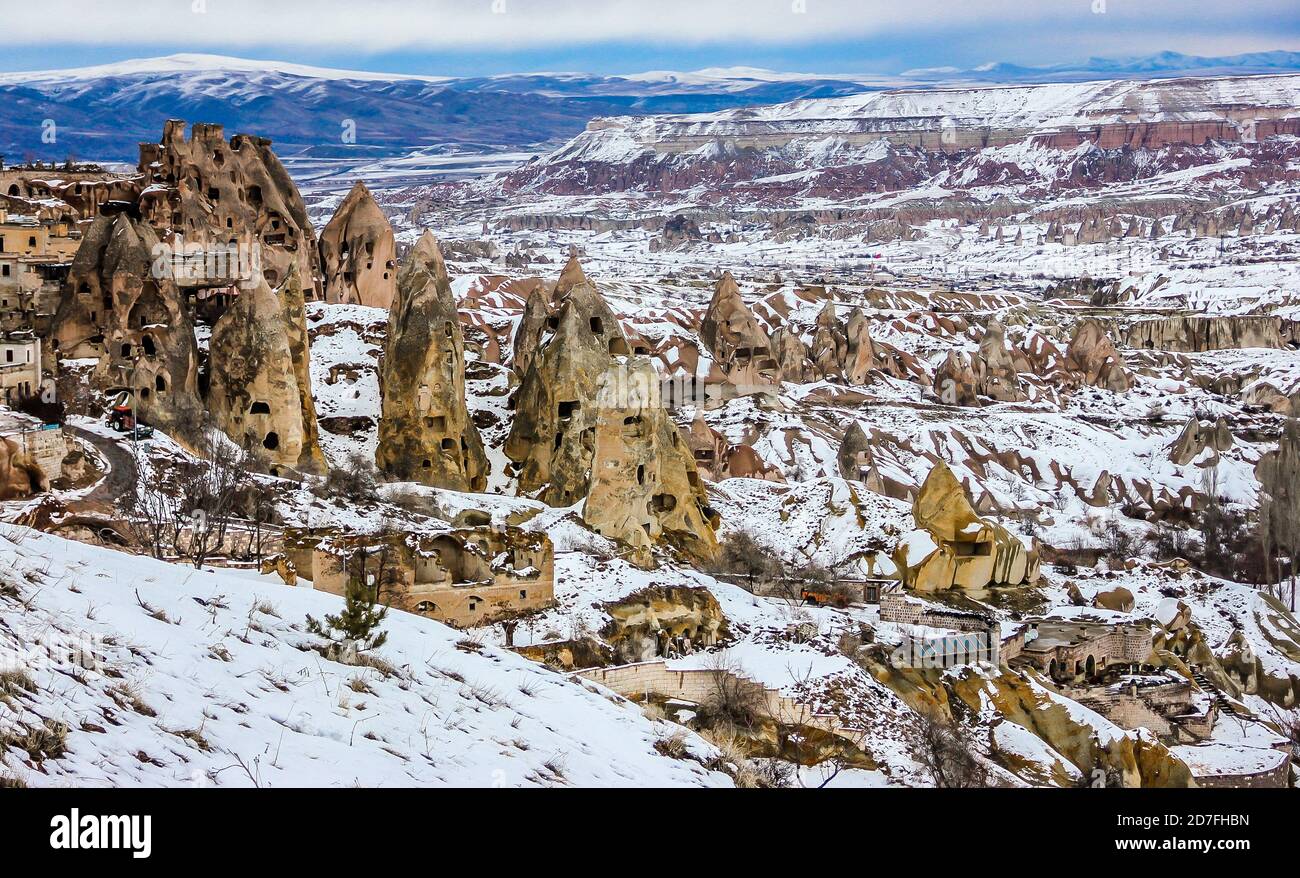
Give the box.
[699,271,780,393]
[768,326,812,383]
[505,262,630,505]
[933,351,981,406]
[1126,316,1283,352]
[511,281,551,379]
[206,270,326,474]
[53,213,206,441]
[836,421,884,493]
[805,301,885,385]
[1065,319,1130,391]
[892,461,1040,592]
[1168,416,1234,467]
[319,181,397,308]
[506,261,717,561]
[0,436,47,499]
[974,319,1025,402]
[136,120,321,296]
[601,585,728,664]
[376,232,488,491]
[583,359,719,564]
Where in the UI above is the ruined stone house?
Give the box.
[281,525,555,629]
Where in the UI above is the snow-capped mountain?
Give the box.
[0,54,879,165]
[4,51,1299,168]
[486,72,1300,200]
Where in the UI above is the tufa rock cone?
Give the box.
[699,271,780,392]
[1065,319,1130,391]
[319,181,398,308]
[53,213,206,443]
[206,268,326,474]
[505,261,632,504]
[583,359,719,564]
[376,232,488,491]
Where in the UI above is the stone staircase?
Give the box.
[1190,669,1249,718]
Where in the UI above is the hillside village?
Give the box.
[2,67,1300,791]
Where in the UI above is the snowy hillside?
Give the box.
[0,527,730,788]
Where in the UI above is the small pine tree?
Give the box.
[306,548,391,654]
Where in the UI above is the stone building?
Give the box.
[0,208,81,333]
[0,332,42,406]
[0,161,136,222]
[319,181,397,308]
[0,408,65,498]
[1014,619,1152,683]
[281,525,554,628]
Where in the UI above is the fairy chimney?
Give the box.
[206,269,326,474]
[320,181,397,308]
[376,232,489,491]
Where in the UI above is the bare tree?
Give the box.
[696,654,769,735]
[117,473,181,560]
[176,432,253,570]
[1259,418,1300,609]
[915,711,988,788]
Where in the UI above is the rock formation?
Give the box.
[512,282,551,379]
[376,232,488,491]
[768,326,812,383]
[0,435,47,500]
[892,461,1040,592]
[506,260,717,561]
[974,319,1025,402]
[805,301,882,385]
[1126,316,1283,352]
[933,351,981,406]
[137,120,322,296]
[319,182,397,308]
[206,269,326,474]
[836,421,884,493]
[506,263,630,504]
[584,359,719,563]
[1065,319,1130,391]
[699,271,780,393]
[1168,416,1234,467]
[52,212,206,441]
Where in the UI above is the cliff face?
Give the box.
[206,270,326,474]
[496,74,1300,198]
[376,232,488,492]
[319,181,397,309]
[1126,315,1284,352]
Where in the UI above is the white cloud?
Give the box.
[3,0,1295,52]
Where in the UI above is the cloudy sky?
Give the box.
[2,0,1297,76]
